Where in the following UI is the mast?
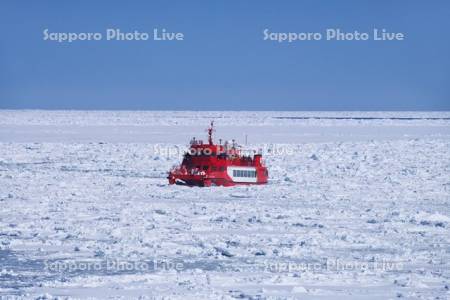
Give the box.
[208,121,214,145]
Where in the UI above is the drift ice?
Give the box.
[168,122,268,187]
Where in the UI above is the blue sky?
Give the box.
[0,0,449,110]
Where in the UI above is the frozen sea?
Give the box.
[0,110,450,299]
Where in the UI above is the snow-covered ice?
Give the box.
[0,110,449,299]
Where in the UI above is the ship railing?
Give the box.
[170,166,188,175]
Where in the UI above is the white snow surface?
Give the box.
[0,110,450,299]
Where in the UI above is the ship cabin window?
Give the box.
[217,153,227,160]
[203,166,209,171]
[219,166,225,171]
[233,170,257,177]
[211,166,217,171]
